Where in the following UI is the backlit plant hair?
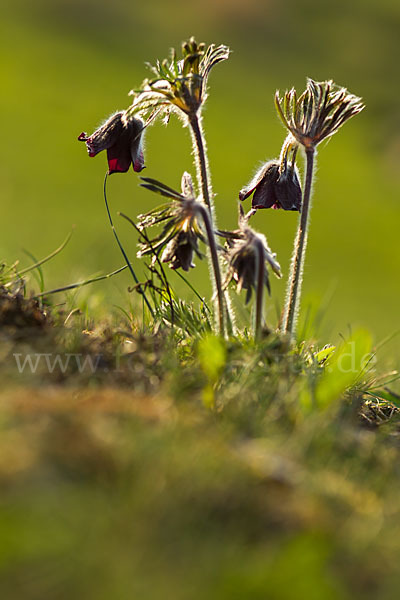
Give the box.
[275,79,364,339]
[219,206,281,339]
[137,172,226,336]
[128,37,230,214]
[128,37,231,335]
[79,41,365,344]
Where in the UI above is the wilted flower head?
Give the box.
[137,172,205,271]
[239,156,302,211]
[78,111,145,174]
[219,206,281,303]
[128,37,230,120]
[160,229,200,271]
[275,78,364,150]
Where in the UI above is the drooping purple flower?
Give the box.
[78,111,145,174]
[137,173,205,272]
[239,159,301,211]
[161,229,201,272]
[219,206,281,304]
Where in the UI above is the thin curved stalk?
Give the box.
[189,112,235,335]
[33,265,128,298]
[19,230,73,275]
[4,231,74,288]
[197,204,225,337]
[103,173,154,316]
[282,148,315,338]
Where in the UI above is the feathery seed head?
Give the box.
[275,78,365,150]
[128,37,230,121]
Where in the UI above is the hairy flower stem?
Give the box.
[189,112,230,336]
[189,114,213,212]
[282,148,315,339]
[254,238,265,340]
[197,204,225,337]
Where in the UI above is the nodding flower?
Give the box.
[161,228,201,271]
[78,111,145,174]
[219,206,281,304]
[137,172,206,272]
[239,158,302,211]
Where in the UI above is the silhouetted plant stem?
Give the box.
[33,265,128,298]
[189,114,212,212]
[103,173,154,316]
[254,238,266,340]
[189,112,230,335]
[197,204,225,337]
[282,148,315,339]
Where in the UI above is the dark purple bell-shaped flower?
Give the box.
[78,111,145,175]
[161,229,200,272]
[239,159,301,211]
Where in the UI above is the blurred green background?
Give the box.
[1,0,399,357]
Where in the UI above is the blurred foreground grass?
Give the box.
[0,283,400,599]
[1,366,400,599]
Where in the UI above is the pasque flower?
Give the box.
[275,78,364,150]
[137,173,205,271]
[219,206,281,304]
[239,159,302,211]
[128,37,230,120]
[277,78,365,339]
[78,111,145,174]
[161,229,201,271]
[138,171,226,336]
